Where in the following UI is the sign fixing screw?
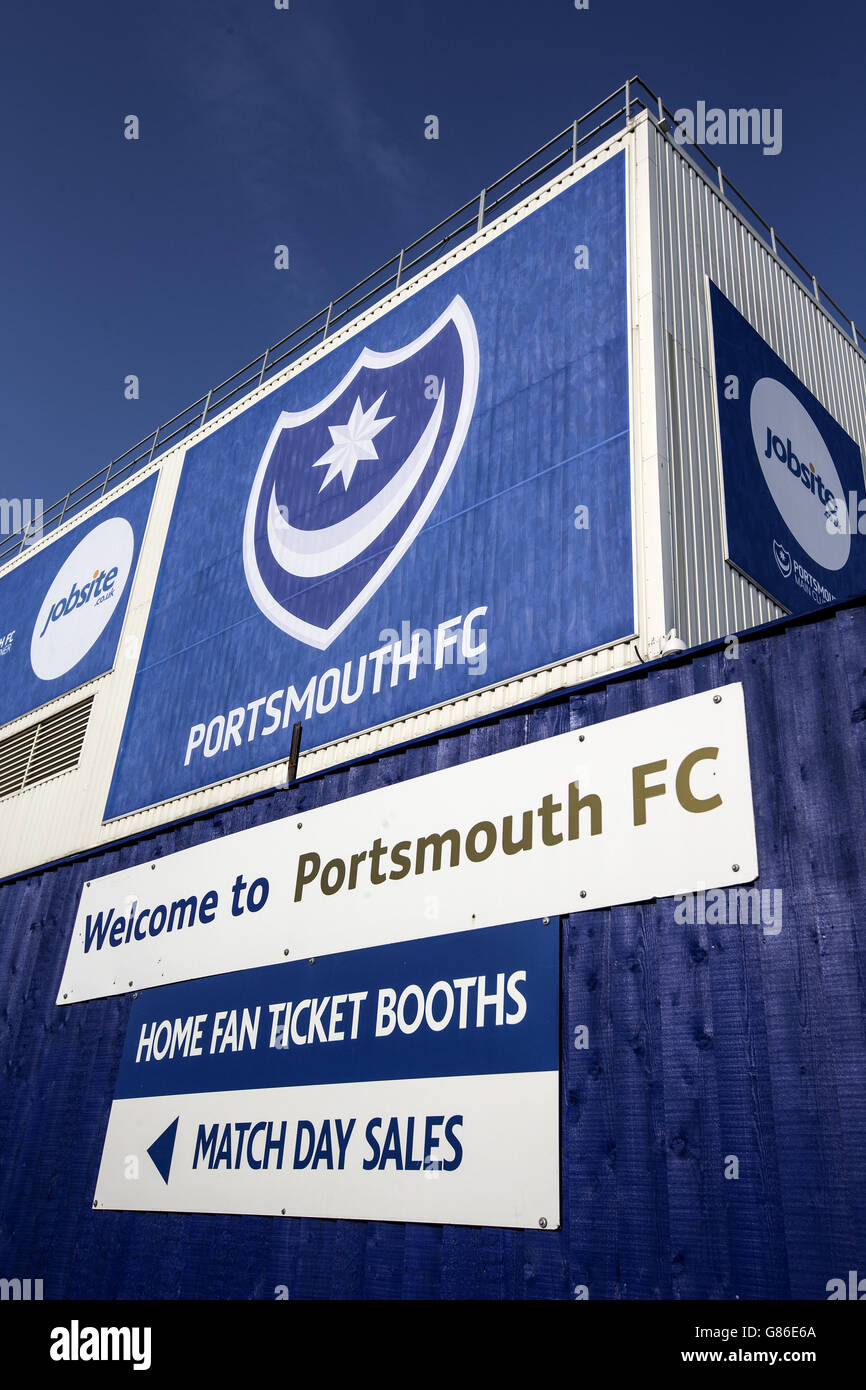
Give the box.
[732,863,739,872]
[713,695,722,704]
[539,1217,548,1229]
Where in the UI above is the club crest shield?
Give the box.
[243,296,479,648]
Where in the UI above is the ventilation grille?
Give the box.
[0,696,93,799]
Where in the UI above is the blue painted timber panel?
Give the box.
[1,599,865,1299]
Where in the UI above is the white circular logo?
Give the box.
[30,518,134,681]
[750,377,849,571]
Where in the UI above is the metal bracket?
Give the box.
[286,721,303,786]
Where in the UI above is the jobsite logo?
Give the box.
[750,377,847,603]
[30,517,134,681]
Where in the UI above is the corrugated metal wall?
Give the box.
[648,118,866,648]
[2,597,864,1299]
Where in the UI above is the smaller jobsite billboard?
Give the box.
[0,474,157,728]
[105,151,632,819]
[709,280,866,614]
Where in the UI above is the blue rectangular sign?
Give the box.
[114,919,558,1100]
[0,474,157,727]
[107,153,632,818]
[710,281,866,613]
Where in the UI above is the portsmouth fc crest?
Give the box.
[242,296,479,648]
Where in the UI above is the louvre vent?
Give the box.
[0,696,93,800]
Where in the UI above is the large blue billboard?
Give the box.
[106,153,632,819]
[0,474,157,728]
[709,281,866,613]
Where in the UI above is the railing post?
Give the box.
[100,460,113,497]
[200,388,213,427]
[477,188,486,232]
[625,78,631,121]
[258,348,270,384]
[718,166,724,195]
[812,275,820,302]
[147,426,160,464]
[572,119,578,163]
[59,492,70,524]
[770,226,777,255]
[322,304,333,343]
[851,319,858,346]
[395,249,405,289]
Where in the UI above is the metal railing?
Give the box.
[2,75,863,567]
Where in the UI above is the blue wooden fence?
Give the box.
[1,599,864,1299]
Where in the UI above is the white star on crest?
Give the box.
[312,393,395,492]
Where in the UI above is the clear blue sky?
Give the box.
[1,0,863,509]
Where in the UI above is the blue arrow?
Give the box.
[147,1117,179,1185]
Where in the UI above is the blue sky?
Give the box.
[1,0,863,512]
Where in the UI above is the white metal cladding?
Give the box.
[642,116,866,648]
[0,127,651,878]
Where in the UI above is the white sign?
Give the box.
[95,1075,560,1228]
[59,683,758,1004]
